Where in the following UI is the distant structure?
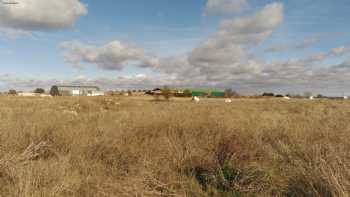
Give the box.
[190,88,225,98]
[145,88,162,95]
[18,92,36,97]
[54,85,104,96]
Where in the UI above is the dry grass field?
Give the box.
[0,95,350,196]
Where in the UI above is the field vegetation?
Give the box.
[0,96,350,196]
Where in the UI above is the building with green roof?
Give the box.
[187,88,225,98]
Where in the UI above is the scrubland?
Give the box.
[0,96,350,197]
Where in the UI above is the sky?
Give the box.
[0,0,350,95]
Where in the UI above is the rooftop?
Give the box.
[56,85,100,89]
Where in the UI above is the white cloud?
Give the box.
[54,2,350,94]
[188,2,284,79]
[0,27,31,39]
[295,36,320,49]
[264,43,289,53]
[59,2,284,88]
[0,0,87,31]
[204,0,248,16]
[331,46,350,56]
[60,40,159,70]
[265,36,321,53]
[0,73,174,91]
[3,55,350,94]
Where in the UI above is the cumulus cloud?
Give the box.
[188,2,283,79]
[3,55,350,95]
[0,73,175,91]
[253,46,350,92]
[295,36,320,49]
[0,27,31,39]
[59,2,284,89]
[54,2,350,95]
[60,40,159,70]
[331,46,350,56]
[204,0,248,16]
[0,74,58,90]
[264,43,289,53]
[265,36,321,53]
[0,0,87,31]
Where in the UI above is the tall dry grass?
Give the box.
[0,96,350,196]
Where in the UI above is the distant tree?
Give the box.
[8,89,17,95]
[127,90,132,96]
[316,94,324,98]
[161,86,172,101]
[49,86,60,96]
[34,88,45,94]
[225,88,240,98]
[286,93,302,98]
[232,91,240,98]
[304,91,313,98]
[183,89,192,97]
[262,92,274,97]
[225,88,233,98]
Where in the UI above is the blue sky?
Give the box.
[1,0,350,95]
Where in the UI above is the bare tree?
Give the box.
[225,88,240,98]
[8,89,17,95]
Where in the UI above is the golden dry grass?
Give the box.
[0,95,350,196]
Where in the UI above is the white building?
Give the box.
[87,91,105,97]
[18,92,37,97]
[55,86,104,96]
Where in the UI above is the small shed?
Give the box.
[189,88,224,98]
[192,91,208,97]
[18,92,37,97]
